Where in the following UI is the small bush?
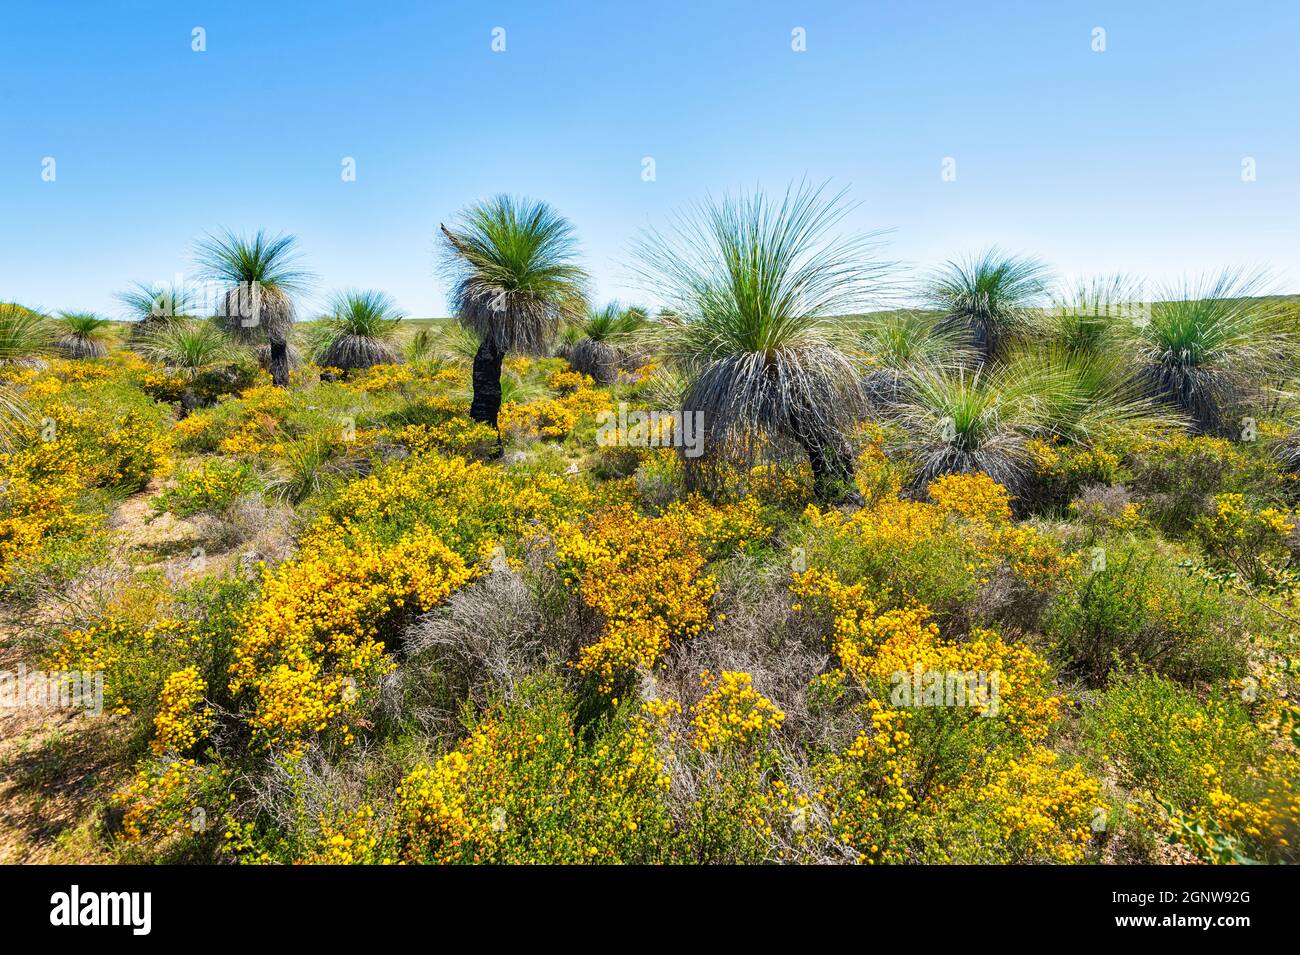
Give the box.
[1083,668,1300,863]
[1046,537,1248,686]
[153,458,261,520]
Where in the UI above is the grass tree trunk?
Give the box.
[469,337,505,437]
[795,431,858,503]
[269,340,290,387]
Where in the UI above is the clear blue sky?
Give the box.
[2,0,1298,317]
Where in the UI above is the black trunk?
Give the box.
[796,431,858,503]
[469,337,505,432]
[269,339,290,387]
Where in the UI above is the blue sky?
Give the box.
[2,0,1298,317]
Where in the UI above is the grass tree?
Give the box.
[54,312,112,359]
[0,303,53,365]
[552,321,585,362]
[1002,344,1180,445]
[117,282,197,340]
[137,319,237,381]
[634,181,891,501]
[885,347,1177,495]
[857,310,971,406]
[926,248,1052,364]
[1046,274,1144,359]
[886,365,1038,492]
[1277,428,1300,476]
[1131,269,1291,435]
[316,289,403,374]
[440,196,588,437]
[569,301,647,384]
[0,303,46,449]
[195,230,313,386]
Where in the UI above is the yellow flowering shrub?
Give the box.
[1127,432,1289,534]
[153,458,259,518]
[792,570,1062,741]
[547,368,593,393]
[984,523,1082,591]
[499,383,613,440]
[1026,436,1126,508]
[854,442,903,505]
[33,408,172,491]
[793,565,1099,863]
[927,472,1013,524]
[691,670,785,753]
[393,678,673,863]
[555,507,714,690]
[304,805,384,865]
[344,363,415,393]
[1197,493,1295,589]
[553,499,766,691]
[0,465,92,585]
[138,368,188,402]
[393,417,497,455]
[114,756,229,854]
[231,527,473,748]
[978,747,1101,863]
[499,397,574,439]
[1085,669,1300,862]
[45,596,195,716]
[151,667,215,756]
[311,452,597,559]
[798,474,1076,615]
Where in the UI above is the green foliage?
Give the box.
[153,458,260,519]
[194,230,313,294]
[925,248,1051,362]
[633,181,890,496]
[1046,537,1248,685]
[884,364,1037,492]
[137,320,240,380]
[116,282,198,324]
[440,195,588,354]
[1132,270,1294,435]
[1083,668,1299,863]
[0,302,53,363]
[315,290,404,371]
[1128,433,1285,536]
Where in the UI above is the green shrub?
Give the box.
[1046,537,1248,685]
[1128,434,1285,536]
[1083,668,1299,863]
[153,458,260,519]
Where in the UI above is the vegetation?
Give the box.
[925,248,1051,364]
[1,193,1297,867]
[1133,269,1293,435]
[633,181,890,500]
[116,281,197,340]
[54,312,113,359]
[195,230,313,387]
[0,302,53,364]
[440,196,588,444]
[315,290,404,373]
[568,301,647,384]
[136,320,238,381]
